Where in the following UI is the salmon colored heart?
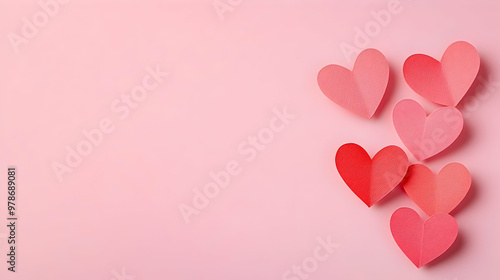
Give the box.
[403,163,471,216]
[335,143,409,207]
[390,207,458,268]
[393,99,463,161]
[317,49,389,119]
[403,41,480,106]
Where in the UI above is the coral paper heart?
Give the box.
[403,163,471,216]
[318,49,389,118]
[390,207,458,268]
[403,41,480,106]
[335,143,409,207]
[393,99,463,161]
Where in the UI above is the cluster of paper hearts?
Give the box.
[318,41,478,267]
[318,41,479,160]
[335,143,471,267]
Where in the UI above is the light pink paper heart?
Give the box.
[393,99,463,161]
[402,163,471,216]
[403,41,480,106]
[317,49,389,118]
[390,207,458,268]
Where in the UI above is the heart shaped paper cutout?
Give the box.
[390,207,458,268]
[318,49,389,118]
[403,41,480,106]
[402,163,471,216]
[393,99,463,161]
[335,143,409,207]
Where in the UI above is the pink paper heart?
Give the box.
[403,41,480,106]
[393,99,463,161]
[403,163,471,216]
[318,49,389,118]
[390,207,458,268]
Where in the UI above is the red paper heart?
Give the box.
[335,143,409,207]
[390,207,458,268]
[393,99,463,161]
[403,41,480,106]
[318,49,389,118]
[403,163,471,216]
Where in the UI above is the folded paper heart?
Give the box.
[317,48,389,118]
[390,207,458,268]
[393,99,463,161]
[403,41,480,106]
[335,143,409,207]
[402,163,471,216]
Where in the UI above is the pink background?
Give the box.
[1,0,500,279]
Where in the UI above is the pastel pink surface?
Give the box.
[390,207,459,268]
[1,1,500,280]
[393,99,464,161]
[403,163,471,216]
[335,143,409,207]
[403,41,480,106]
[318,48,389,118]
